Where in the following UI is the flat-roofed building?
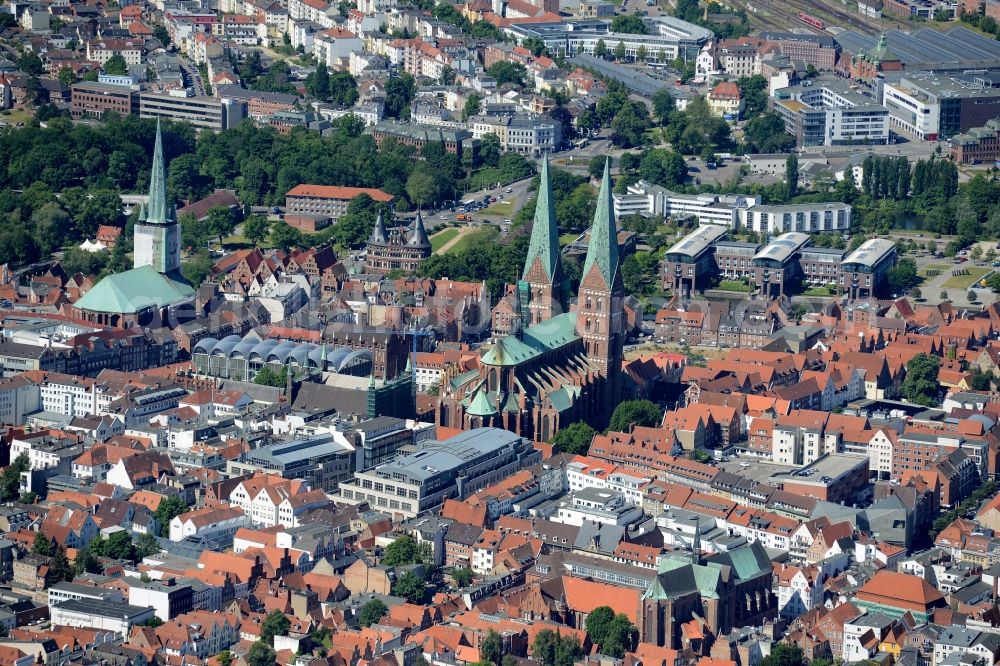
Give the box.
[661,225,729,296]
[71,81,138,119]
[840,238,897,299]
[752,232,810,298]
[339,427,542,519]
[226,434,354,492]
[714,241,760,281]
[775,79,890,148]
[799,246,846,287]
[138,91,246,131]
[739,202,851,234]
[50,599,154,638]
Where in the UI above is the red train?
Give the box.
[798,12,826,29]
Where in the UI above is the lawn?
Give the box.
[718,280,751,293]
[0,108,34,126]
[445,233,476,254]
[802,286,837,297]
[560,233,580,246]
[918,263,949,277]
[431,228,460,252]
[480,200,515,217]
[943,267,992,289]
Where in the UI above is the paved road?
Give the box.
[177,55,206,96]
[425,175,536,233]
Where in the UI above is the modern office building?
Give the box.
[751,232,812,299]
[227,434,355,492]
[661,225,729,295]
[138,91,247,131]
[774,79,890,147]
[615,182,850,234]
[839,238,898,299]
[339,428,542,518]
[506,16,712,61]
[741,202,851,235]
[882,73,1000,140]
[71,81,138,119]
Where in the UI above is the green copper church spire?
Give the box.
[143,119,171,225]
[582,158,619,286]
[522,155,561,282]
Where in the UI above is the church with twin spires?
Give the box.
[435,158,625,442]
[73,120,195,328]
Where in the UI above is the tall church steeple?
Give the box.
[519,155,566,327]
[142,119,173,225]
[576,159,624,414]
[134,119,183,276]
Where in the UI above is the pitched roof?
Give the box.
[285,185,394,202]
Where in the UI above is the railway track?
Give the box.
[738,0,908,36]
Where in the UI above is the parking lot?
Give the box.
[717,457,796,484]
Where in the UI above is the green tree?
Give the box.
[206,206,236,244]
[105,531,135,561]
[74,545,103,575]
[153,24,170,46]
[550,422,595,455]
[611,102,650,149]
[48,544,73,584]
[242,214,269,247]
[308,62,331,100]
[383,535,419,566]
[594,39,608,58]
[406,170,442,208]
[329,71,359,107]
[260,610,291,644]
[761,643,805,666]
[217,651,233,666]
[463,93,484,121]
[786,153,799,199]
[32,532,53,556]
[611,14,648,33]
[181,250,213,287]
[743,111,794,153]
[392,571,426,604]
[887,258,920,295]
[104,54,129,76]
[385,73,416,117]
[639,149,687,188]
[134,533,162,560]
[359,599,388,627]
[609,399,661,432]
[58,66,77,87]
[32,202,72,255]
[481,630,503,665]
[269,221,302,251]
[18,52,44,76]
[613,41,627,60]
[585,606,616,647]
[453,567,474,587]
[737,75,769,118]
[486,61,527,87]
[901,353,940,407]
[247,642,276,666]
[254,366,288,388]
[0,453,29,501]
[522,36,547,56]
[154,496,189,537]
[439,65,456,85]
[652,88,674,125]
